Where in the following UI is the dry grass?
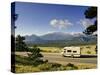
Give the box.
[15,64,41,73]
[15,63,97,73]
[39,45,96,54]
[80,45,96,54]
[39,47,61,53]
[76,63,97,69]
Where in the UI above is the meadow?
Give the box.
[39,44,97,54]
[14,44,97,73]
[15,55,96,73]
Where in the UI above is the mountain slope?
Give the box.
[24,32,97,46]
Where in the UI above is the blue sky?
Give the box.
[15,2,92,36]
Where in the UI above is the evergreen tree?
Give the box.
[28,45,44,65]
[83,7,97,54]
[15,35,28,51]
[83,7,97,35]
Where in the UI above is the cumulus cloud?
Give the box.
[50,19,73,29]
[78,19,93,29]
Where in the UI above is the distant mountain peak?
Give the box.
[24,32,97,45]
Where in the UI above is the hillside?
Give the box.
[24,32,97,46]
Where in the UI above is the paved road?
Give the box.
[15,52,97,65]
[42,53,97,65]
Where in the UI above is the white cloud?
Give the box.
[92,31,97,35]
[71,32,83,35]
[50,19,73,29]
[78,19,93,29]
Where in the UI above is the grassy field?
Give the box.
[15,55,78,73]
[39,47,61,53]
[14,44,97,73]
[14,55,96,73]
[80,45,96,54]
[15,63,96,73]
[38,44,96,54]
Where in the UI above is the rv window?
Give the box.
[67,50,71,52]
[64,49,66,50]
[73,51,77,53]
[64,51,66,53]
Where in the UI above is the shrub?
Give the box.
[66,63,78,70]
[87,51,91,54]
[67,63,75,67]
[38,63,52,71]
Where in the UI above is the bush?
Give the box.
[51,63,61,68]
[66,63,78,70]
[87,51,91,54]
[67,63,75,67]
[38,63,52,71]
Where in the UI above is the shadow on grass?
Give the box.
[15,55,44,66]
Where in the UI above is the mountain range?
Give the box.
[24,32,97,46]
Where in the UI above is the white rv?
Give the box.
[61,46,81,57]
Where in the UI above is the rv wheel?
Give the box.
[62,54,66,57]
[71,55,74,58]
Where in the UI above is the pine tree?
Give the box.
[83,7,97,35]
[15,35,28,51]
[83,7,97,54]
[28,45,44,65]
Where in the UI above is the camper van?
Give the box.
[61,46,81,57]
